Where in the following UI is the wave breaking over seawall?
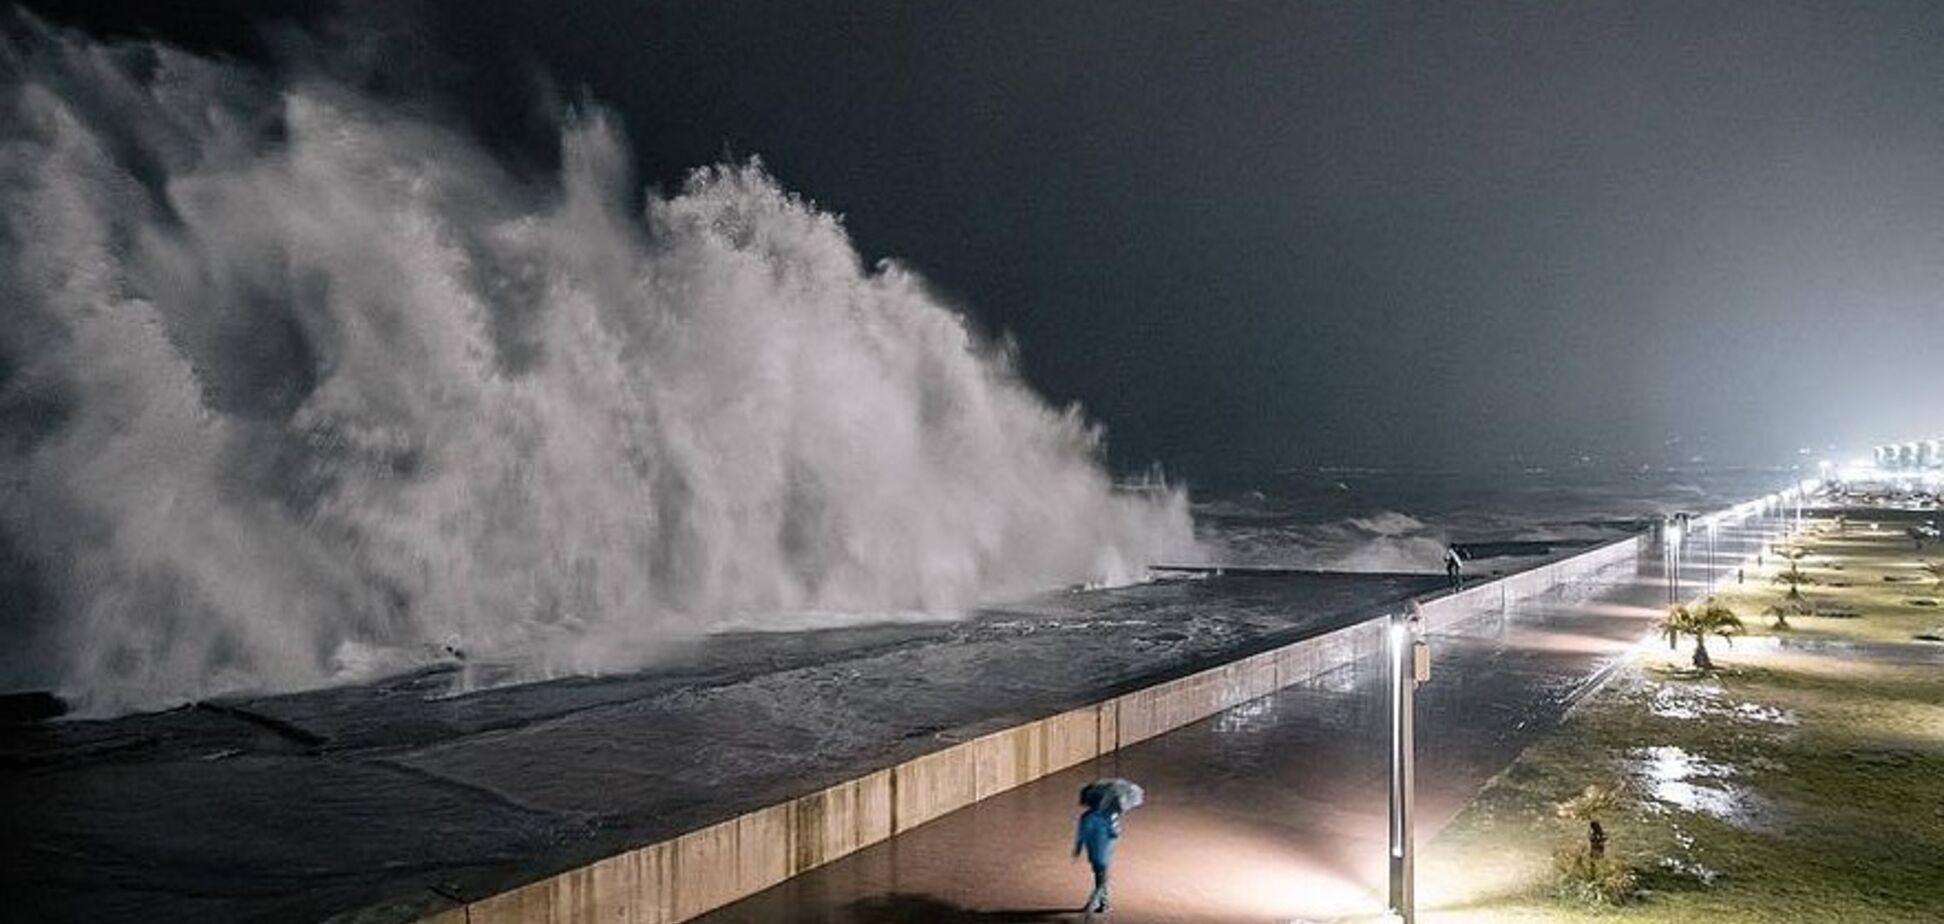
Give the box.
[0,20,1195,715]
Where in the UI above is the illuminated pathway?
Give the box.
[693,517,1783,923]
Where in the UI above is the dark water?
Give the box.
[1187,465,1798,571]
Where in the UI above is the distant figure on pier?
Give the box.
[1444,546,1464,587]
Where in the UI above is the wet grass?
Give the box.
[1707,522,1944,644]
[1408,518,1944,923]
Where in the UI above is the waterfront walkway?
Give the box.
[4,573,1439,924]
[691,516,1783,923]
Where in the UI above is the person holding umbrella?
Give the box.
[1075,778,1143,915]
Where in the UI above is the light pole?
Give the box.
[1663,515,1683,607]
[1388,607,1428,924]
[1678,512,1691,598]
[1707,519,1717,591]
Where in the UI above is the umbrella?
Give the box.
[1079,778,1145,813]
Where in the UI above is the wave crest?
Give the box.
[0,21,1194,714]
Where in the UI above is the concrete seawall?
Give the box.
[424,535,1646,924]
[1421,535,1644,633]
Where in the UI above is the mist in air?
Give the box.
[0,20,1194,715]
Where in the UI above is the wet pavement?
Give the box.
[0,512,1786,924]
[690,515,1788,923]
[3,572,1446,924]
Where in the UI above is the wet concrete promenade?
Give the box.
[4,572,1444,924]
[691,516,1785,923]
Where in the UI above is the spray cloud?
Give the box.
[0,19,1194,714]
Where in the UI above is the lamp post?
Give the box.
[1388,607,1428,923]
[1707,519,1717,591]
[1663,515,1684,607]
[1679,512,1692,597]
[1663,517,1674,607]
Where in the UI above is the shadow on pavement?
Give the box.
[844,893,1080,922]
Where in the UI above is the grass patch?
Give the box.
[1706,523,1944,644]
[1411,517,1944,923]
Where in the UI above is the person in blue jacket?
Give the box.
[1073,804,1121,914]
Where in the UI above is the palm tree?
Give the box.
[1660,597,1744,670]
[1771,547,1816,601]
[1556,783,1626,860]
[1763,597,1812,629]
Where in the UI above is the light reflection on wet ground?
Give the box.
[5,572,1457,924]
[1646,680,1797,726]
[1656,823,1722,887]
[695,520,1793,922]
[1630,744,1774,830]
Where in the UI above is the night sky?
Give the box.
[24,0,1944,478]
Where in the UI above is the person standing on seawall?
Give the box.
[1444,546,1464,588]
[1073,803,1121,914]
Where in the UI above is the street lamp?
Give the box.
[1707,518,1717,591]
[1678,512,1692,597]
[1664,515,1684,607]
[1388,607,1429,924]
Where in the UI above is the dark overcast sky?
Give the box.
[27,1,1944,478]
